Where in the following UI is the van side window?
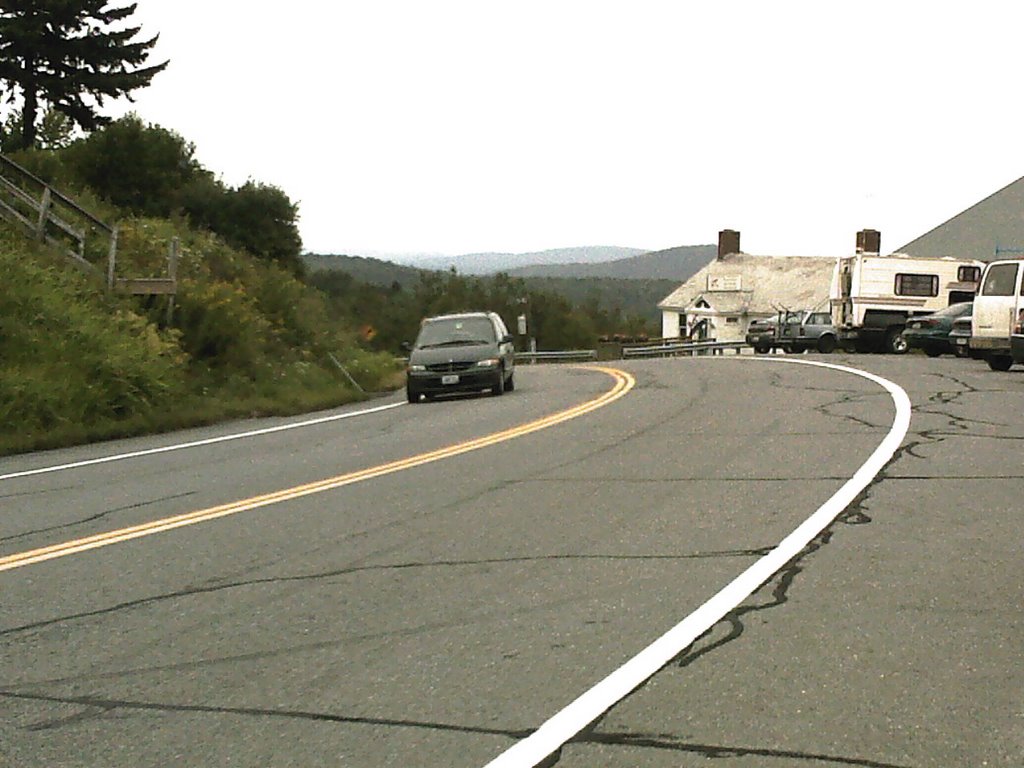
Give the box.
[895,273,939,297]
[980,263,1019,296]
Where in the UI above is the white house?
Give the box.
[658,168,1024,341]
[657,230,835,341]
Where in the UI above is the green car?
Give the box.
[405,312,516,402]
[902,302,973,357]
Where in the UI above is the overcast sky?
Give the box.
[113,1,1024,260]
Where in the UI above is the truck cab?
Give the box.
[746,309,837,354]
[970,259,1024,371]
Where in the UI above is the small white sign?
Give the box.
[707,276,742,291]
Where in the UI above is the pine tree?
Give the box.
[0,1,167,149]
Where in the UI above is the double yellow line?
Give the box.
[1,366,634,573]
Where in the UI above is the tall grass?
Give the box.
[0,223,402,457]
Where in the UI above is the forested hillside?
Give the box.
[520,276,678,323]
[303,253,426,286]
[303,253,671,349]
[507,244,716,280]
[307,267,660,354]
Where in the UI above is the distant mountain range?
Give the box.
[506,244,716,280]
[305,243,716,283]
[391,246,647,275]
[303,245,718,325]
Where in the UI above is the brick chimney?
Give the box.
[718,229,740,260]
[856,229,881,254]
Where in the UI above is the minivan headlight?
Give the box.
[408,364,426,372]
[475,358,500,368]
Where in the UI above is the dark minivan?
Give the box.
[405,312,515,402]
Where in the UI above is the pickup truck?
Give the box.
[746,310,838,354]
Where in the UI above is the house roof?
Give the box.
[897,174,1024,262]
[658,253,835,314]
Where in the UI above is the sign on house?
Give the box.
[707,275,742,291]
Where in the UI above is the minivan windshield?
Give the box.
[416,316,496,348]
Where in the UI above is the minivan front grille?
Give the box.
[426,361,474,373]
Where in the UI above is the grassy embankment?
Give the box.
[0,219,403,457]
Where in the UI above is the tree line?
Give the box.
[309,267,657,353]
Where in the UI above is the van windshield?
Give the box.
[980,263,1019,296]
[416,317,496,348]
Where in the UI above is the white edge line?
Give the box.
[484,357,912,768]
[0,401,406,481]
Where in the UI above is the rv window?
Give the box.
[957,265,981,283]
[980,263,1018,297]
[895,273,939,297]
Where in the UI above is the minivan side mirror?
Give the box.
[401,341,412,352]
[501,334,513,344]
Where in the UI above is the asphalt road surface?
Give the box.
[1,354,1021,767]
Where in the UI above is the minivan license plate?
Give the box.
[441,374,459,385]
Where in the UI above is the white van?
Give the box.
[970,259,1024,371]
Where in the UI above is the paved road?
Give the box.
[1,355,1021,767]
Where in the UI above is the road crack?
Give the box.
[0,491,198,544]
[0,549,773,637]
[1,690,914,767]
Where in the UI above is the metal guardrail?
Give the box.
[515,349,598,363]
[621,340,747,358]
[399,344,746,365]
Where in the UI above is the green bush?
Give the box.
[210,181,303,275]
[0,246,186,433]
[62,114,203,217]
[173,279,271,372]
[252,262,333,352]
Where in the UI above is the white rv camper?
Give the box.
[970,258,1024,371]
[830,253,982,353]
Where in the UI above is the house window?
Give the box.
[725,316,739,324]
[895,273,938,297]
[958,265,981,283]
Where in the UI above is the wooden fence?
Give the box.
[0,153,176,301]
